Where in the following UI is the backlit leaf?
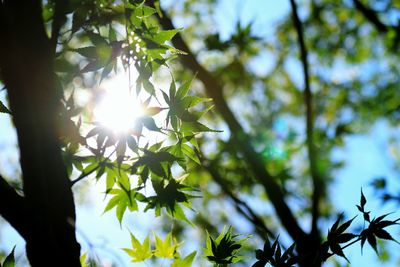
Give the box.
[3,246,15,267]
[154,232,176,258]
[171,251,197,267]
[123,234,153,262]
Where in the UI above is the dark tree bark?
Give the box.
[0,1,81,266]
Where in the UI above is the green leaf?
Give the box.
[123,234,153,262]
[100,60,115,82]
[80,60,105,73]
[176,76,195,99]
[171,251,196,267]
[143,80,155,95]
[74,46,98,59]
[154,232,176,258]
[204,226,247,265]
[142,5,156,17]
[152,29,181,44]
[0,100,11,114]
[87,31,109,47]
[140,116,160,132]
[170,203,194,226]
[169,79,176,97]
[103,193,122,213]
[118,171,130,191]
[3,246,15,267]
[127,135,138,153]
[80,252,89,267]
[116,201,127,224]
[103,188,137,224]
[109,24,117,42]
[154,0,162,17]
[181,96,212,109]
[181,121,221,133]
[116,140,127,166]
[181,144,200,165]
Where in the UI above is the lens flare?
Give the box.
[94,75,143,133]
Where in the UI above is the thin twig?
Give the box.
[71,148,117,186]
[203,158,274,239]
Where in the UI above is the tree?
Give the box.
[0,0,399,266]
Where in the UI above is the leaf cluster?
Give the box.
[252,237,297,267]
[204,226,249,266]
[122,232,196,266]
[318,191,400,263]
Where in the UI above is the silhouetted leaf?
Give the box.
[205,226,248,265]
[361,189,367,208]
[337,233,357,243]
[0,100,11,114]
[330,243,348,262]
[367,234,378,254]
[374,229,396,242]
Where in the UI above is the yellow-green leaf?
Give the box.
[0,100,11,114]
[171,251,196,267]
[154,232,176,258]
[123,234,153,262]
[80,252,89,267]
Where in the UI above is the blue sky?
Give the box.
[1,1,400,266]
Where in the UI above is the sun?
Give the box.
[93,74,143,134]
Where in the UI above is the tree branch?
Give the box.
[50,0,67,54]
[71,148,117,186]
[203,159,274,239]
[353,0,388,33]
[0,175,29,239]
[71,162,100,186]
[0,1,81,265]
[150,2,308,245]
[290,0,322,237]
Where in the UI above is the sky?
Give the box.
[1,0,400,266]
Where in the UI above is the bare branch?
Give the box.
[204,159,274,239]
[149,1,309,245]
[290,0,322,236]
[353,0,388,33]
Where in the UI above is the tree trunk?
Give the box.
[0,1,81,266]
